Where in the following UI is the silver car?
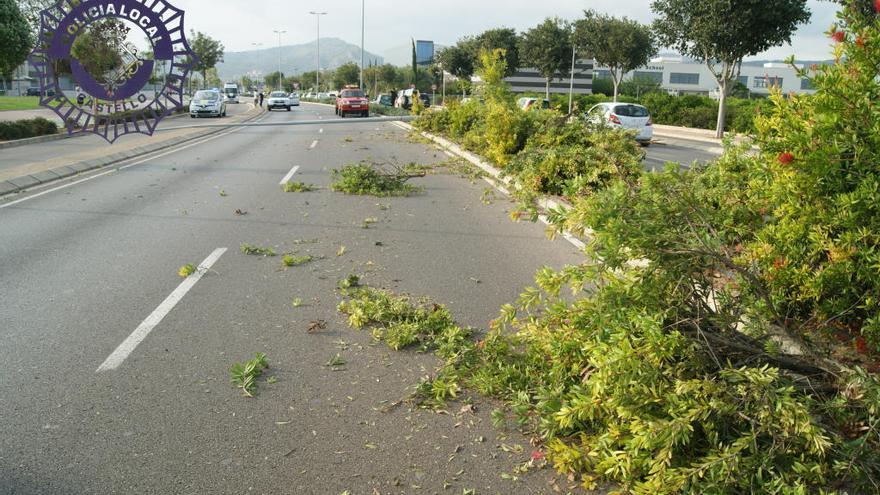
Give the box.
[267,91,291,111]
[586,103,653,146]
[288,93,300,106]
[189,90,227,118]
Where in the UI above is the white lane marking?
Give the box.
[279,165,300,185]
[96,248,228,372]
[0,114,270,210]
[319,128,324,134]
[309,140,318,149]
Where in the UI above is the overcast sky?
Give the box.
[172,0,839,61]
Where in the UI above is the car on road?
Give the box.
[189,89,227,118]
[336,88,369,118]
[266,91,291,111]
[517,97,550,111]
[288,93,300,106]
[373,94,394,107]
[586,102,653,146]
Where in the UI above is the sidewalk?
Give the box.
[0,103,263,197]
[652,123,755,147]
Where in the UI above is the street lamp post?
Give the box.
[360,0,365,90]
[309,11,328,93]
[251,42,263,90]
[273,30,286,91]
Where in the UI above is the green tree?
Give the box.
[473,28,520,77]
[240,75,254,92]
[518,18,572,101]
[13,0,50,36]
[437,43,474,97]
[70,19,130,86]
[189,30,224,89]
[1,0,32,79]
[333,62,359,90]
[264,71,282,90]
[574,10,655,102]
[652,0,810,137]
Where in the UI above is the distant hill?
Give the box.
[216,38,383,80]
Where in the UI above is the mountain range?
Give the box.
[216,38,383,80]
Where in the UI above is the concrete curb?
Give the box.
[0,107,265,199]
[390,120,591,250]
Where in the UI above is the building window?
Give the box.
[754,76,783,88]
[594,69,612,79]
[737,76,749,86]
[800,78,814,90]
[670,72,699,85]
[633,71,663,83]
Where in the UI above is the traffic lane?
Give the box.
[1,116,583,493]
[0,102,255,177]
[644,135,723,170]
[0,104,329,371]
[0,107,333,490]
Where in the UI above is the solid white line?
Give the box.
[309,140,318,149]
[280,165,300,185]
[0,114,269,210]
[96,247,228,372]
[319,128,324,134]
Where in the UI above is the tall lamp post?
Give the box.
[309,11,328,92]
[251,42,263,90]
[359,0,365,90]
[273,30,286,91]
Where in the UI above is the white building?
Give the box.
[505,59,594,95]
[594,56,817,97]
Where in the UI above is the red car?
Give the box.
[335,87,370,118]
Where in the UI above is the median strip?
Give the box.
[96,247,228,372]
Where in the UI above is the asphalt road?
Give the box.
[643,134,722,170]
[0,102,597,494]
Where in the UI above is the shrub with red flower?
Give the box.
[778,152,795,165]
[832,30,846,43]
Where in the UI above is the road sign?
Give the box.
[431,84,437,91]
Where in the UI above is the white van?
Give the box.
[223,83,240,104]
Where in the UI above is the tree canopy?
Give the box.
[518,17,572,100]
[189,30,224,89]
[1,0,32,78]
[652,0,810,136]
[574,10,655,102]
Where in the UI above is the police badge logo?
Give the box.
[27,0,198,143]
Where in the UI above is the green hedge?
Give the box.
[0,117,59,141]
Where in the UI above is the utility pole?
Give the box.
[251,42,263,88]
[568,46,576,114]
[360,0,365,90]
[310,11,328,92]
[273,30,286,91]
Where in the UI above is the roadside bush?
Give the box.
[0,117,58,140]
[748,10,880,351]
[504,116,643,197]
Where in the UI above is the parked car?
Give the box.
[336,87,369,118]
[418,93,431,108]
[266,91,291,111]
[327,91,338,99]
[395,88,421,110]
[373,94,394,107]
[289,93,300,106]
[586,102,653,146]
[317,92,330,100]
[26,87,55,96]
[517,97,550,111]
[189,89,227,118]
[461,95,485,105]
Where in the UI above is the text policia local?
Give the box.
[62,1,166,43]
